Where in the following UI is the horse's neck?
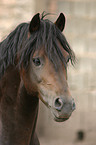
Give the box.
[0,66,39,145]
[16,80,39,145]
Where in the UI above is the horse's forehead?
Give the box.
[32,47,45,57]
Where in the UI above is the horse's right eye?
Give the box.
[33,58,41,66]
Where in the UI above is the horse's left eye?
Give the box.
[66,56,70,64]
[33,58,41,66]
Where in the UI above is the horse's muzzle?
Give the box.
[52,97,76,122]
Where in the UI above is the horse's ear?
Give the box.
[29,13,40,33]
[55,13,65,32]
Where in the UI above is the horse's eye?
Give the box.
[33,58,41,66]
[66,56,70,64]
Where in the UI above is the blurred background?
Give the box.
[0,0,96,145]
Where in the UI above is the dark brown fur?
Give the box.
[0,65,39,145]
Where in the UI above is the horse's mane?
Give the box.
[0,13,75,79]
[0,23,28,78]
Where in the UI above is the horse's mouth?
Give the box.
[53,114,70,122]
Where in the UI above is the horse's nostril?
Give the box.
[54,97,63,111]
[72,100,76,111]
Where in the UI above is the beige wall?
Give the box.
[0,0,35,40]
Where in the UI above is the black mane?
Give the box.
[0,14,75,79]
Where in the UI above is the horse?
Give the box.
[0,12,76,145]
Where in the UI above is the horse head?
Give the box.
[20,13,76,122]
